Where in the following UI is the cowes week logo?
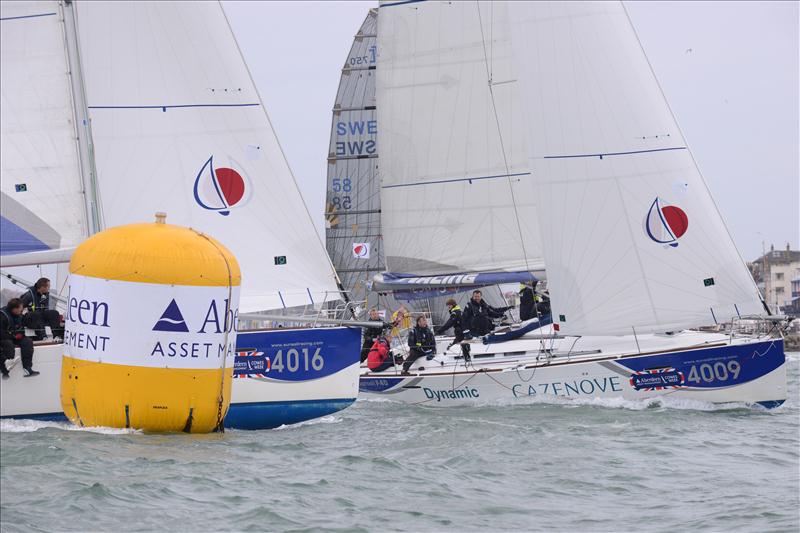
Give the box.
[193,156,252,216]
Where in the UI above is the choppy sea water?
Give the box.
[2,354,798,533]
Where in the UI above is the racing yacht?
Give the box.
[358,0,787,407]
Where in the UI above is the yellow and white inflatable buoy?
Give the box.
[60,213,241,433]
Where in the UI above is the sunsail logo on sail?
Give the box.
[645,196,689,248]
[193,155,251,216]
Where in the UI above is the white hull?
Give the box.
[360,326,787,408]
[1,328,361,430]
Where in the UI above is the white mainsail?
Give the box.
[71,1,340,312]
[377,0,544,276]
[0,1,88,255]
[509,1,764,335]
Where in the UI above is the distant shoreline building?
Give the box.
[748,243,800,315]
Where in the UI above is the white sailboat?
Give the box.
[0,0,361,429]
[359,0,788,407]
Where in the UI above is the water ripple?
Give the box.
[1,356,798,532]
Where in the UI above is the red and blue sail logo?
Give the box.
[645,197,688,248]
[194,156,251,216]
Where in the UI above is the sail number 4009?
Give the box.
[271,348,324,373]
[686,360,741,384]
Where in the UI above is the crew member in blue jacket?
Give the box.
[20,277,62,340]
[401,315,436,375]
[434,298,464,344]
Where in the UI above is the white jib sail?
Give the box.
[1,1,88,255]
[74,1,340,312]
[510,1,764,335]
[377,0,544,275]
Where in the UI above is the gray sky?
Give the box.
[224,0,799,262]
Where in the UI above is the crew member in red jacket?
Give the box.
[367,335,401,373]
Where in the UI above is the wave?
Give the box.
[271,415,342,431]
[0,419,141,434]
[479,392,783,413]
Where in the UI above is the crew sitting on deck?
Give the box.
[519,281,536,321]
[367,335,403,373]
[360,308,389,363]
[390,304,411,336]
[401,315,436,375]
[20,277,62,340]
[535,288,551,317]
[434,298,464,344]
[0,298,39,378]
[461,290,513,337]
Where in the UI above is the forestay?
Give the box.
[377,0,544,275]
[510,1,764,335]
[0,1,88,255]
[74,1,340,312]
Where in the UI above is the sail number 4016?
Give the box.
[686,360,741,384]
[270,348,324,373]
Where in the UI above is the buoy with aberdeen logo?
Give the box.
[60,213,241,433]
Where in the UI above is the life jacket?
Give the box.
[465,300,493,336]
[24,287,49,312]
[367,339,391,370]
[0,307,22,336]
[445,305,461,324]
[408,326,435,353]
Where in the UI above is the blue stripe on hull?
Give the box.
[1,411,67,422]
[756,400,785,409]
[616,339,784,389]
[224,398,356,430]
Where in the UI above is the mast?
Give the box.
[62,0,101,235]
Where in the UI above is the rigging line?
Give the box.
[476,2,545,352]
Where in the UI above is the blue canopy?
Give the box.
[373,271,537,294]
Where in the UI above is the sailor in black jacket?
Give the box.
[402,315,436,374]
[434,298,464,344]
[519,282,536,321]
[20,277,62,340]
[461,290,512,337]
[0,299,38,377]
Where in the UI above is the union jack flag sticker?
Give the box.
[629,367,685,391]
[233,349,271,379]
